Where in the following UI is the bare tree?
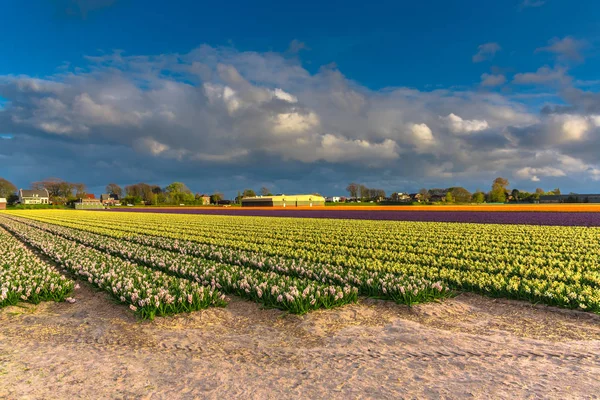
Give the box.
[105,183,123,196]
[346,183,358,198]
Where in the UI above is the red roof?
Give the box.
[85,194,95,199]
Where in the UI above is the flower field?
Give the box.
[2,208,600,317]
[0,225,73,307]
[108,207,600,226]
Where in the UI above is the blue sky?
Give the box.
[1,0,600,196]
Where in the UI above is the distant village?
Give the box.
[0,176,599,211]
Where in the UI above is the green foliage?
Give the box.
[445,192,454,203]
[472,192,485,203]
[242,189,256,198]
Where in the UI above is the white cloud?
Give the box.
[441,113,489,134]
[271,112,320,134]
[549,114,591,142]
[513,66,569,85]
[411,123,434,142]
[1,43,599,191]
[135,137,170,155]
[480,73,506,87]
[535,36,587,62]
[516,166,566,181]
[38,122,75,135]
[271,88,297,103]
[472,43,501,63]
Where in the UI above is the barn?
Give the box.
[242,194,325,207]
[0,198,6,210]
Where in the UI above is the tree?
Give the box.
[105,183,123,197]
[472,191,485,203]
[125,183,155,203]
[489,185,506,203]
[30,177,84,203]
[552,188,561,195]
[165,182,193,204]
[346,183,359,198]
[260,186,272,196]
[445,191,454,203]
[166,182,191,195]
[210,192,224,204]
[418,188,430,202]
[535,188,544,195]
[511,189,520,202]
[73,183,87,199]
[242,189,256,198]
[489,177,508,203]
[493,177,509,190]
[449,187,472,203]
[0,178,17,198]
[358,184,368,200]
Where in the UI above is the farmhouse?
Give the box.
[326,196,341,203]
[198,194,211,205]
[539,194,600,203]
[100,194,120,205]
[242,194,326,207]
[73,198,104,209]
[19,189,50,205]
[0,198,6,210]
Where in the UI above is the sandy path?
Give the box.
[1,285,600,399]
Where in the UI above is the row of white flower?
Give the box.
[31,211,599,286]
[0,225,73,307]
[6,215,361,314]
[0,216,226,320]
[12,211,600,313]
[13,214,450,306]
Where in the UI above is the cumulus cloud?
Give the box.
[1,44,600,194]
[472,43,501,63]
[441,113,489,134]
[535,36,587,62]
[480,73,506,87]
[513,66,570,85]
[516,166,566,181]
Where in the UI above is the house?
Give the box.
[539,194,600,203]
[409,193,422,202]
[85,194,96,199]
[391,192,411,202]
[428,188,448,202]
[242,194,326,207]
[198,194,211,205]
[18,189,50,205]
[100,194,120,205]
[73,198,104,209]
[0,198,6,210]
[326,196,341,203]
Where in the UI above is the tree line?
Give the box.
[346,177,562,204]
[0,175,568,206]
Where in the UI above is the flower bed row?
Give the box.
[11,211,600,313]
[15,215,450,305]
[5,216,362,313]
[0,216,226,319]
[0,226,73,307]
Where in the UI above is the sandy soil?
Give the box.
[1,285,600,400]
